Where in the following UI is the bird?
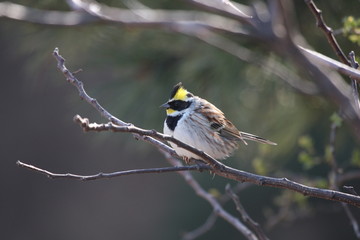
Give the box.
[161,82,276,161]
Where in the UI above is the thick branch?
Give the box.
[69,115,360,208]
[50,47,360,208]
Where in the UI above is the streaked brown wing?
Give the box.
[195,97,241,141]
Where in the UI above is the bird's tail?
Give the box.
[240,131,277,146]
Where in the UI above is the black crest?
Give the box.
[169,82,183,99]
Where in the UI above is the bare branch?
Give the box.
[304,0,350,65]
[69,0,249,36]
[343,203,360,239]
[304,0,360,113]
[226,184,269,240]
[72,115,360,208]
[182,211,218,240]
[349,51,360,111]
[184,0,253,23]
[161,154,258,240]
[303,2,360,236]
[182,183,251,239]
[327,110,360,239]
[48,48,360,208]
[0,2,98,26]
[16,160,208,181]
[299,46,360,83]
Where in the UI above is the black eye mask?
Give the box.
[168,100,192,111]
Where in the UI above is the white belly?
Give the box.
[163,118,231,160]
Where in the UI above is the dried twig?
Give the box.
[226,184,269,240]
[305,1,360,237]
[305,0,360,109]
[161,152,257,240]
[327,110,360,240]
[16,160,209,181]
[13,48,360,209]
[304,0,350,65]
[182,211,218,240]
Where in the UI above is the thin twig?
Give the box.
[226,184,269,240]
[182,211,218,240]
[306,2,360,236]
[305,0,360,111]
[328,111,360,239]
[304,0,350,65]
[342,203,360,238]
[73,114,225,170]
[183,182,252,239]
[16,160,209,181]
[33,45,360,208]
[162,153,258,240]
[66,114,360,208]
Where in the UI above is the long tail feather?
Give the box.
[240,131,277,145]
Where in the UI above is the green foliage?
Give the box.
[208,188,222,199]
[343,16,360,46]
[351,149,360,167]
[330,112,343,127]
[297,135,320,170]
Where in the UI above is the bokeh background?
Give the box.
[2,0,360,239]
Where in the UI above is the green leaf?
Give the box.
[298,135,314,153]
[208,188,221,198]
[330,112,343,127]
[351,149,360,167]
[298,151,316,170]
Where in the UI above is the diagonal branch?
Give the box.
[226,184,269,240]
[304,0,350,65]
[305,0,360,110]
[162,153,258,240]
[48,48,360,208]
[182,211,218,240]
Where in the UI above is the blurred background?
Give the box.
[1,0,360,239]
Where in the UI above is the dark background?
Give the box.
[1,0,360,239]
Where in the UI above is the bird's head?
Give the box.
[161,82,194,116]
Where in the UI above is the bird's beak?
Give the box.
[160,102,170,108]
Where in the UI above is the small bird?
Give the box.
[161,82,276,161]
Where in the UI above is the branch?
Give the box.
[299,46,360,82]
[182,182,251,239]
[0,2,98,26]
[16,160,209,180]
[349,51,360,111]
[48,48,360,208]
[304,0,350,65]
[184,0,253,23]
[161,154,258,240]
[182,211,218,240]
[305,0,360,110]
[71,115,360,208]
[226,184,269,240]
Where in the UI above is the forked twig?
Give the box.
[226,184,269,240]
